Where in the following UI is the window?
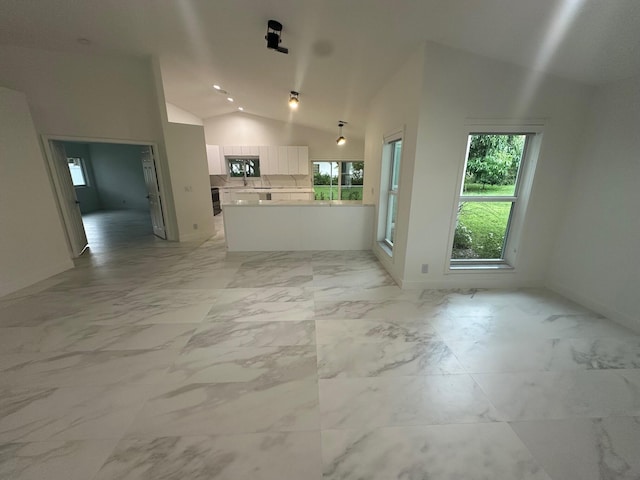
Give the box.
[378,134,402,252]
[450,132,537,267]
[227,157,260,178]
[312,161,364,201]
[384,140,402,247]
[67,157,87,186]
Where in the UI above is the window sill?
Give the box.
[377,241,393,258]
[448,262,514,272]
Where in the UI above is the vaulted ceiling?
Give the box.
[1,0,639,138]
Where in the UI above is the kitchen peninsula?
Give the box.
[222,200,374,251]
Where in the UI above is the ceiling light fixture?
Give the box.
[238,107,244,111]
[289,91,299,109]
[265,20,289,54]
[227,97,234,102]
[213,84,221,90]
[336,121,347,145]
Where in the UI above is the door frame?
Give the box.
[40,134,177,256]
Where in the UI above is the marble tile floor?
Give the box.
[1,210,640,479]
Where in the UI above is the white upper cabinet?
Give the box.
[217,145,310,175]
[297,146,309,175]
[287,146,299,174]
[206,145,224,175]
[277,146,289,174]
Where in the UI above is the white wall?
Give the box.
[90,143,150,211]
[364,42,595,289]
[0,46,164,141]
[203,112,364,161]
[362,47,425,284]
[166,102,203,126]
[0,87,73,297]
[547,75,640,331]
[163,123,214,241]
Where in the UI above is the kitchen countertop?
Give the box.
[222,200,371,207]
[216,187,314,193]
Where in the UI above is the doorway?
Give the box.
[44,138,168,258]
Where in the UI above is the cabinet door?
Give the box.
[277,146,288,174]
[241,146,259,156]
[297,146,309,175]
[290,192,311,201]
[270,192,291,201]
[287,146,299,174]
[206,145,223,175]
[259,146,271,174]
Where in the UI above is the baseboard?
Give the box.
[178,231,214,243]
[547,281,640,334]
[0,259,74,298]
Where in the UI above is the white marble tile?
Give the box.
[511,417,640,480]
[164,345,317,384]
[35,323,197,352]
[0,385,152,441]
[0,349,179,387]
[448,336,640,373]
[318,341,464,378]
[93,432,322,480]
[0,439,118,480]
[319,374,499,429]
[186,320,316,348]
[311,285,423,302]
[314,299,440,321]
[431,312,634,342]
[207,287,314,306]
[68,302,214,326]
[227,264,313,288]
[205,300,315,322]
[474,369,640,421]
[315,318,439,344]
[126,379,320,436]
[322,423,551,480]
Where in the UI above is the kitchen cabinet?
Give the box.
[290,192,312,200]
[216,145,310,175]
[206,145,224,175]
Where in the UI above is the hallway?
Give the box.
[0,211,639,479]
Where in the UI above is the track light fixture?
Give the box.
[289,91,299,109]
[336,121,347,145]
[266,20,289,54]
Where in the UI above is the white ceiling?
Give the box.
[1,0,639,138]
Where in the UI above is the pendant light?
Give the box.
[336,121,347,145]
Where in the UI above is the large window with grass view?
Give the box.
[313,161,363,201]
[451,133,533,266]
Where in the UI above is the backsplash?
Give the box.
[210,175,312,188]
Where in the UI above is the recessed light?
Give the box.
[227,97,234,102]
[213,84,221,90]
[238,107,244,111]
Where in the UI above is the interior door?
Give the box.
[50,141,88,257]
[141,146,167,239]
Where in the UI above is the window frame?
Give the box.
[226,156,261,179]
[446,124,543,271]
[312,161,364,202]
[67,156,88,187]
[377,130,404,256]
